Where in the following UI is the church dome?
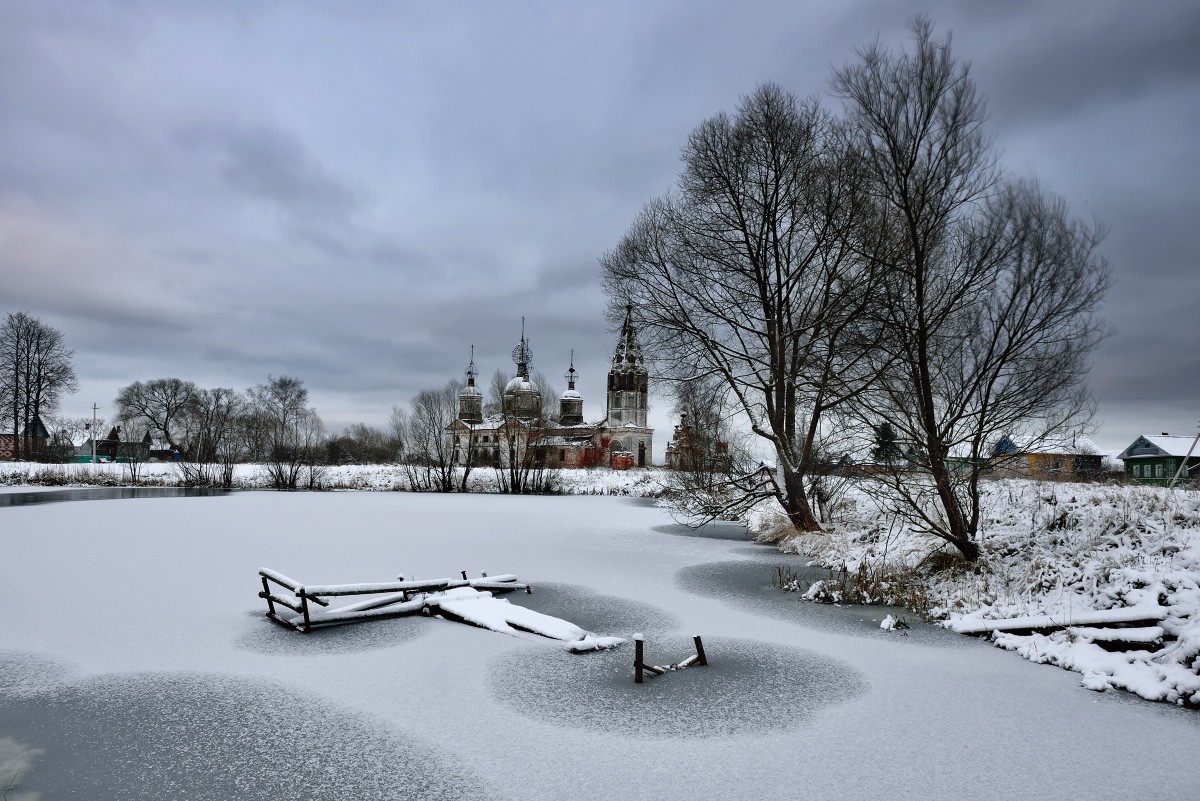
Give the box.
[505,375,537,395]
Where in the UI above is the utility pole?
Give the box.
[1167,423,1200,490]
[91,402,98,467]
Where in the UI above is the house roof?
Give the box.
[993,434,1101,457]
[19,415,50,439]
[1028,435,1102,456]
[1117,434,1200,460]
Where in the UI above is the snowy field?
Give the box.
[2,490,1198,800]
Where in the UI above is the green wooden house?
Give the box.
[1117,434,1200,485]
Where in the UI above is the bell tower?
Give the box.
[458,345,483,424]
[606,304,648,428]
[559,351,584,425]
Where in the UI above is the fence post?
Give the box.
[634,633,644,684]
[299,588,312,633]
[693,635,707,666]
[261,576,275,617]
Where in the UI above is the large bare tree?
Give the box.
[601,84,885,531]
[833,18,1110,560]
[175,387,246,486]
[114,377,198,453]
[246,375,325,489]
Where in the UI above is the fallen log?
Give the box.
[948,606,1169,635]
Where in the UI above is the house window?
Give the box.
[1132,465,1140,478]
[1155,464,1164,478]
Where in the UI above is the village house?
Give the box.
[1117,433,1200,485]
[0,416,50,460]
[991,435,1104,478]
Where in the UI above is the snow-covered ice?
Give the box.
[1,490,1197,800]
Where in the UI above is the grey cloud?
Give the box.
[2,0,1195,454]
[175,124,359,220]
[972,3,1200,126]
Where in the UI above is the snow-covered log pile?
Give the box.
[765,480,1200,706]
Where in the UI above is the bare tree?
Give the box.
[246,376,325,489]
[486,370,556,494]
[331,422,401,464]
[114,378,198,453]
[1,312,78,460]
[175,387,245,486]
[401,381,461,492]
[833,18,1110,560]
[662,375,760,523]
[112,416,152,485]
[43,414,95,463]
[601,84,885,531]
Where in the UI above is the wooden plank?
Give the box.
[299,578,471,597]
[1067,625,1165,643]
[949,606,1169,635]
[258,590,305,614]
[302,599,426,626]
[265,612,303,632]
[469,581,531,594]
[258,569,328,605]
[259,568,302,591]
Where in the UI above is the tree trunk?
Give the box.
[781,464,821,532]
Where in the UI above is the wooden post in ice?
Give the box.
[261,576,276,617]
[298,588,312,633]
[693,635,707,666]
[634,633,644,684]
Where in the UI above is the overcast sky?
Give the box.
[3,0,1198,457]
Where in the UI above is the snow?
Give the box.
[770,478,1200,706]
[0,460,671,495]
[1,488,1198,800]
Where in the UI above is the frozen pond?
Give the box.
[1,492,1197,800]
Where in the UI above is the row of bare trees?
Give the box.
[1,312,79,460]
[602,18,1110,561]
[112,375,334,488]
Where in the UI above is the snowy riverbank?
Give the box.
[766,479,1200,706]
[0,460,670,496]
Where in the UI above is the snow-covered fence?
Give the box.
[633,634,708,683]
[257,567,530,633]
